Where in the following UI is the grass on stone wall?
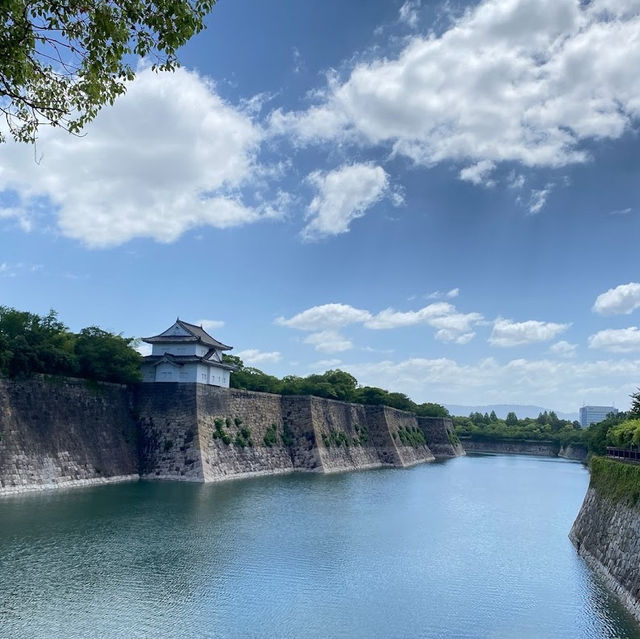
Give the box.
[397,426,426,448]
[264,423,279,447]
[322,430,350,448]
[590,456,640,508]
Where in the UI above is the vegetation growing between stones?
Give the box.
[590,456,640,507]
[212,418,231,445]
[263,423,279,448]
[396,426,426,448]
[322,430,350,448]
[211,416,255,447]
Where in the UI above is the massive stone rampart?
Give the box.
[136,385,457,482]
[0,380,465,493]
[570,457,640,622]
[0,376,139,495]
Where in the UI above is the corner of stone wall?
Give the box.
[417,416,464,458]
[136,383,204,481]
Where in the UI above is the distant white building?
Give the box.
[140,319,235,386]
[579,405,618,428]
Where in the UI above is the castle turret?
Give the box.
[140,319,235,386]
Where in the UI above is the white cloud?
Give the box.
[429,312,484,343]
[365,304,482,344]
[399,0,420,27]
[549,340,577,358]
[365,302,455,329]
[235,349,282,365]
[459,160,496,186]
[304,330,353,353]
[278,300,482,344]
[0,67,274,247]
[507,171,526,189]
[489,318,570,347]
[271,0,640,170]
[528,185,552,214]
[303,163,389,240]
[0,207,33,232]
[343,355,640,413]
[593,282,640,315]
[135,343,152,357]
[276,303,372,331]
[588,327,640,353]
[0,262,42,277]
[197,319,225,332]
[427,288,460,300]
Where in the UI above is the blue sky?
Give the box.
[2,0,640,412]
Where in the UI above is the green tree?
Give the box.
[0,307,76,376]
[1,0,216,143]
[416,402,449,418]
[505,412,518,427]
[74,327,142,384]
[221,354,244,369]
[630,388,640,417]
[489,410,498,422]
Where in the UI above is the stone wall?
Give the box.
[418,417,465,458]
[135,384,203,481]
[138,385,459,482]
[570,458,640,622]
[0,376,139,495]
[461,438,559,456]
[197,386,297,481]
[559,443,588,462]
[382,406,435,466]
[310,398,381,472]
[1,380,466,493]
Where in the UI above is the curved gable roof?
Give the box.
[143,319,232,350]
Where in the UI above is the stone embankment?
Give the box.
[136,385,463,483]
[0,378,464,494]
[570,457,640,622]
[461,438,587,461]
[0,376,139,495]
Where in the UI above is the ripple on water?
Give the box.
[1,457,640,639]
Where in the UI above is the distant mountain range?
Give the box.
[444,404,579,422]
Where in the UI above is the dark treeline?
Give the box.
[454,407,632,454]
[222,355,449,417]
[0,307,142,384]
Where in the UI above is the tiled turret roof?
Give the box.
[142,319,232,350]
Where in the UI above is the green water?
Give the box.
[1,454,639,638]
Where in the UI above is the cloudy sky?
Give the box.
[2,0,640,413]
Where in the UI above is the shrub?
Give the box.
[234,417,243,427]
[264,423,278,447]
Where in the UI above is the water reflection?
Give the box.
[0,456,638,639]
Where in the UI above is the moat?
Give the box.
[1,455,639,639]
